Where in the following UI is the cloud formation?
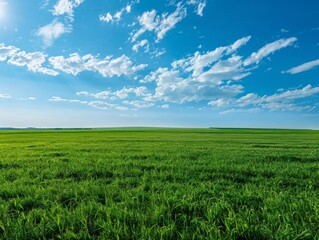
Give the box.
[212,84,319,112]
[36,0,85,47]
[0,43,59,76]
[36,20,71,47]
[100,4,132,23]
[131,3,187,42]
[283,59,319,74]
[132,39,150,52]
[0,43,145,77]
[52,0,84,17]
[244,37,297,66]
[141,36,297,103]
[49,53,147,77]
[187,0,207,16]
[0,93,11,99]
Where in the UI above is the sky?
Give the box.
[0,0,318,128]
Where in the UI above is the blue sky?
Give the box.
[0,0,318,128]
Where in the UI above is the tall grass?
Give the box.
[0,128,318,239]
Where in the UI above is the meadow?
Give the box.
[0,128,318,239]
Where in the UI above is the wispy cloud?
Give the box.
[19,97,37,101]
[283,59,319,74]
[132,39,150,52]
[36,19,71,47]
[244,37,297,66]
[131,3,187,42]
[100,4,132,23]
[0,93,11,99]
[187,0,207,16]
[210,84,319,112]
[123,100,155,108]
[36,0,85,47]
[76,86,150,100]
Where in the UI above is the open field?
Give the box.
[0,128,318,239]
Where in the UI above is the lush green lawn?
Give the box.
[0,128,318,239]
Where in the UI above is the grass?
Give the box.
[0,128,318,239]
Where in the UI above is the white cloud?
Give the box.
[172,36,251,77]
[131,3,187,42]
[126,5,131,13]
[49,53,88,75]
[0,42,145,78]
[219,108,260,115]
[153,49,166,58]
[160,104,170,109]
[20,97,37,101]
[36,20,71,47]
[7,49,59,76]
[156,3,187,42]
[0,93,11,99]
[131,10,158,42]
[49,96,87,103]
[142,68,244,103]
[0,43,19,61]
[52,0,84,17]
[100,4,132,23]
[244,37,297,66]
[76,86,150,100]
[132,39,149,52]
[99,13,113,23]
[88,101,128,111]
[42,0,84,47]
[123,100,155,108]
[187,0,207,16]
[141,36,297,104]
[49,96,130,111]
[213,85,319,112]
[196,1,206,16]
[283,59,319,74]
[49,53,147,77]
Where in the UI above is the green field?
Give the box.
[0,128,318,239]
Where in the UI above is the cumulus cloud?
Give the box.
[0,43,59,76]
[8,51,58,75]
[52,0,84,17]
[131,3,187,42]
[36,19,71,47]
[142,68,244,103]
[283,59,319,74]
[141,36,297,104]
[0,43,145,78]
[49,53,147,77]
[0,43,19,61]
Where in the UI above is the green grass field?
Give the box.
[0,128,318,239]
